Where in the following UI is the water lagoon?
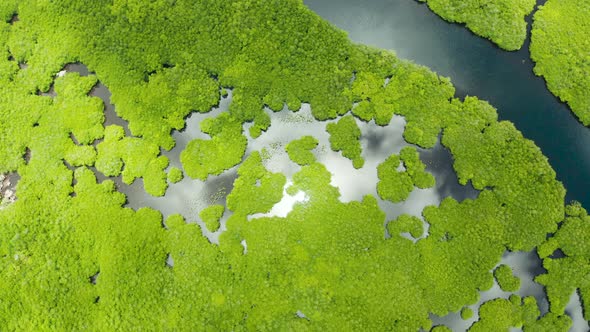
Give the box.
[77,66,472,243]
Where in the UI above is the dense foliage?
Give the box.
[199,204,224,232]
[166,167,183,184]
[461,307,473,320]
[419,0,536,50]
[536,202,590,321]
[0,0,574,330]
[494,264,521,292]
[96,125,169,196]
[377,147,435,203]
[285,135,319,166]
[530,0,590,125]
[226,151,286,216]
[326,115,364,169]
[400,146,436,188]
[469,296,547,331]
[388,214,425,239]
[180,113,248,180]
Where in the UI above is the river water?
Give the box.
[304,0,590,210]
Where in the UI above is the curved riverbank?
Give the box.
[304,0,590,210]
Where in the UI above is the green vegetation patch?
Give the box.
[349,71,396,125]
[494,264,521,292]
[326,115,364,169]
[420,0,536,51]
[442,105,564,251]
[199,204,224,232]
[167,167,183,184]
[377,153,414,202]
[530,0,590,125]
[536,202,590,320]
[469,296,543,331]
[180,113,247,180]
[111,65,220,149]
[388,214,424,239]
[96,125,169,196]
[400,146,436,188]
[219,162,436,330]
[377,147,435,203]
[286,135,319,166]
[461,307,473,320]
[226,151,286,216]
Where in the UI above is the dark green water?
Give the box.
[304,0,590,209]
